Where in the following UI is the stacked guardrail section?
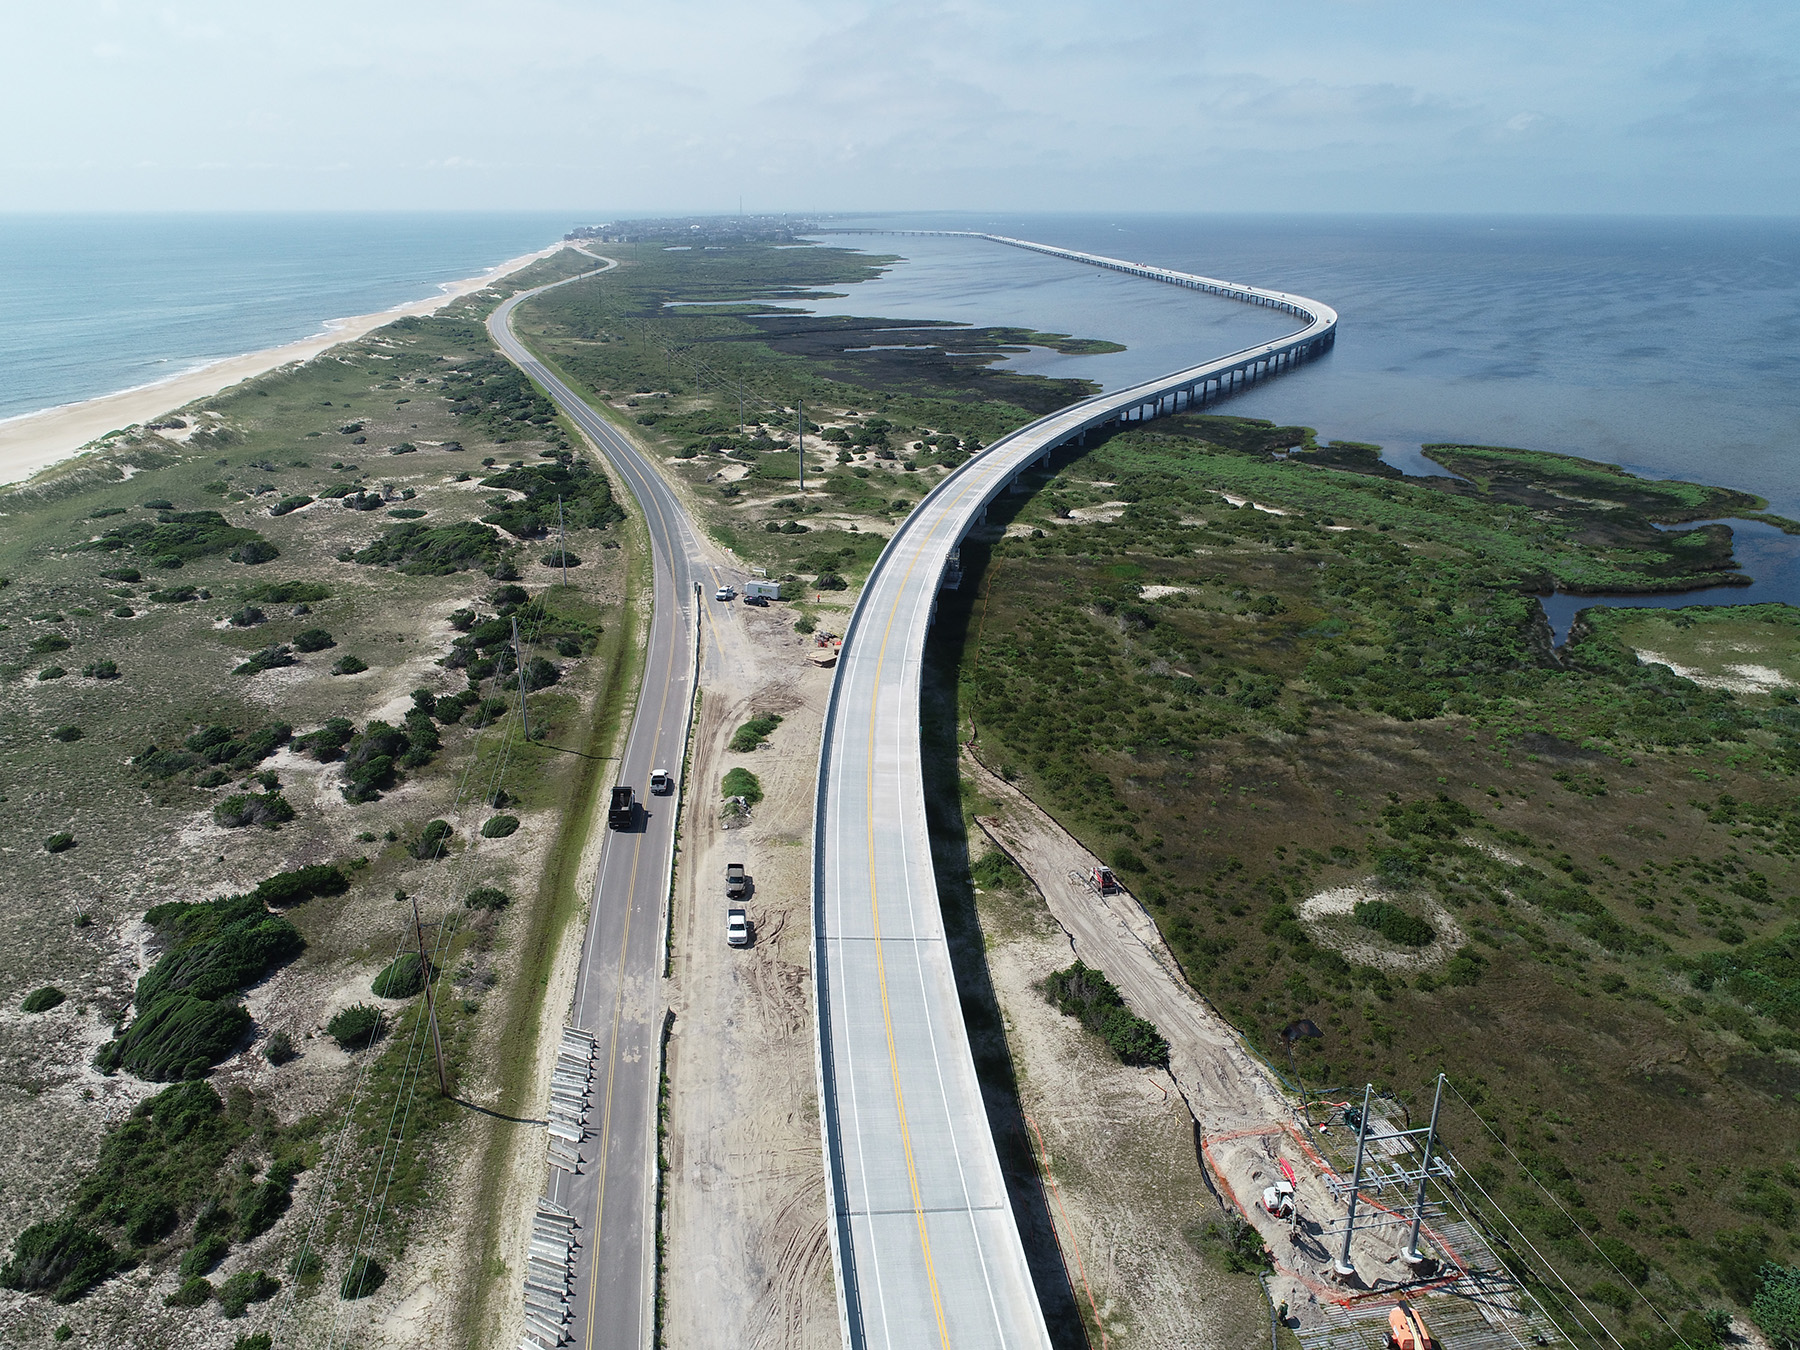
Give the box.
[520,1025,595,1349]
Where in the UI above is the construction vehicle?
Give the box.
[1385,1302,1437,1350]
[726,862,747,899]
[1261,1179,1296,1220]
[607,785,635,830]
[1091,864,1119,895]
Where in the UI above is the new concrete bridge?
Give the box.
[812,234,1337,1350]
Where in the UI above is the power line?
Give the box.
[1445,1081,1694,1350]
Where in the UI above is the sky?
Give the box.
[4,0,1798,216]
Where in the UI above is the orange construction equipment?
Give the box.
[1386,1301,1436,1350]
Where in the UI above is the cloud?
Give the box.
[1,0,1796,212]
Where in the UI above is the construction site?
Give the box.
[963,749,1689,1350]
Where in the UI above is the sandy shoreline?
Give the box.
[0,240,567,488]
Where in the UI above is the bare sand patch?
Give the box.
[1298,884,1466,972]
[1632,648,1794,693]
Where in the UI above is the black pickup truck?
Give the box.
[608,785,635,830]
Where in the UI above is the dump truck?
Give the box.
[608,785,635,830]
[725,862,747,899]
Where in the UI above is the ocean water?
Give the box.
[802,213,1800,625]
[0,212,572,423]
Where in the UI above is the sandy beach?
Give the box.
[0,241,567,488]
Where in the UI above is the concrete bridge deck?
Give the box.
[812,234,1337,1349]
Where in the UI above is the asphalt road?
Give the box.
[812,245,1336,1350]
[490,258,714,1350]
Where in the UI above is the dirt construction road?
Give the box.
[963,749,1433,1324]
[661,598,839,1350]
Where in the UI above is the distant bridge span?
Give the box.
[810,232,1337,1350]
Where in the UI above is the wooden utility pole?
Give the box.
[512,615,530,742]
[797,400,805,493]
[556,495,569,587]
[410,894,449,1096]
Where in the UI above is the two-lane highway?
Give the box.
[490,257,711,1350]
[812,237,1336,1350]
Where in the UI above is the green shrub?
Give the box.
[250,863,347,907]
[293,718,354,762]
[465,886,512,911]
[352,520,503,574]
[44,832,76,854]
[268,494,313,516]
[341,721,408,802]
[1042,960,1169,1067]
[179,1233,229,1279]
[50,725,83,742]
[263,1030,296,1065]
[81,509,265,565]
[164,1275,212,1307]
[728,712,783,752]
[55,1325,72,1343]
[229,539,279,565]
[522,656,560,690]
[218,1268,278,1318]
[233,1337,273,1350]
[229,606,266,627]
[233,644,295,676]
[434,694,466,723]
[112,605,134,617]
[409,819,453,860]
[124,1196,177,1245]
[241,581,329,604]
[371,953,427,999]
[481,814,520,838]
[815,571,848,590]
[81,659,119,679]
[37,666,66,680]
[29,634,71,654]
[21,986,66,1013]
[95,995,250,1080]
[1353,900,1436,947]
[721,767,763,804]
[101,567,141,582]
[0,1219,117,1301]
[541,549,582,568]
[327,1004,383,1051]
[141,499,173,510]
[212,791,294,828]
[147,586,198,603]
[135,894,304,1009]
[235,1161,301,1240]
[340,1254,386,1299]
[293,628,335,652]
[1756,1263,1800,1350]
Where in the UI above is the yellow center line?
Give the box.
[860,465,996,1350]
[581,425,687,1348]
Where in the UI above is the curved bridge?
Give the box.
[812,236,1336,1349]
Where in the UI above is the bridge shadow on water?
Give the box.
[921,472,1090,1350]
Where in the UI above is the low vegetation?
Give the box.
[1041,959,1170,1067]
[727,711,783,753]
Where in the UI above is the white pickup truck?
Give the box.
[727,907,749,947]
